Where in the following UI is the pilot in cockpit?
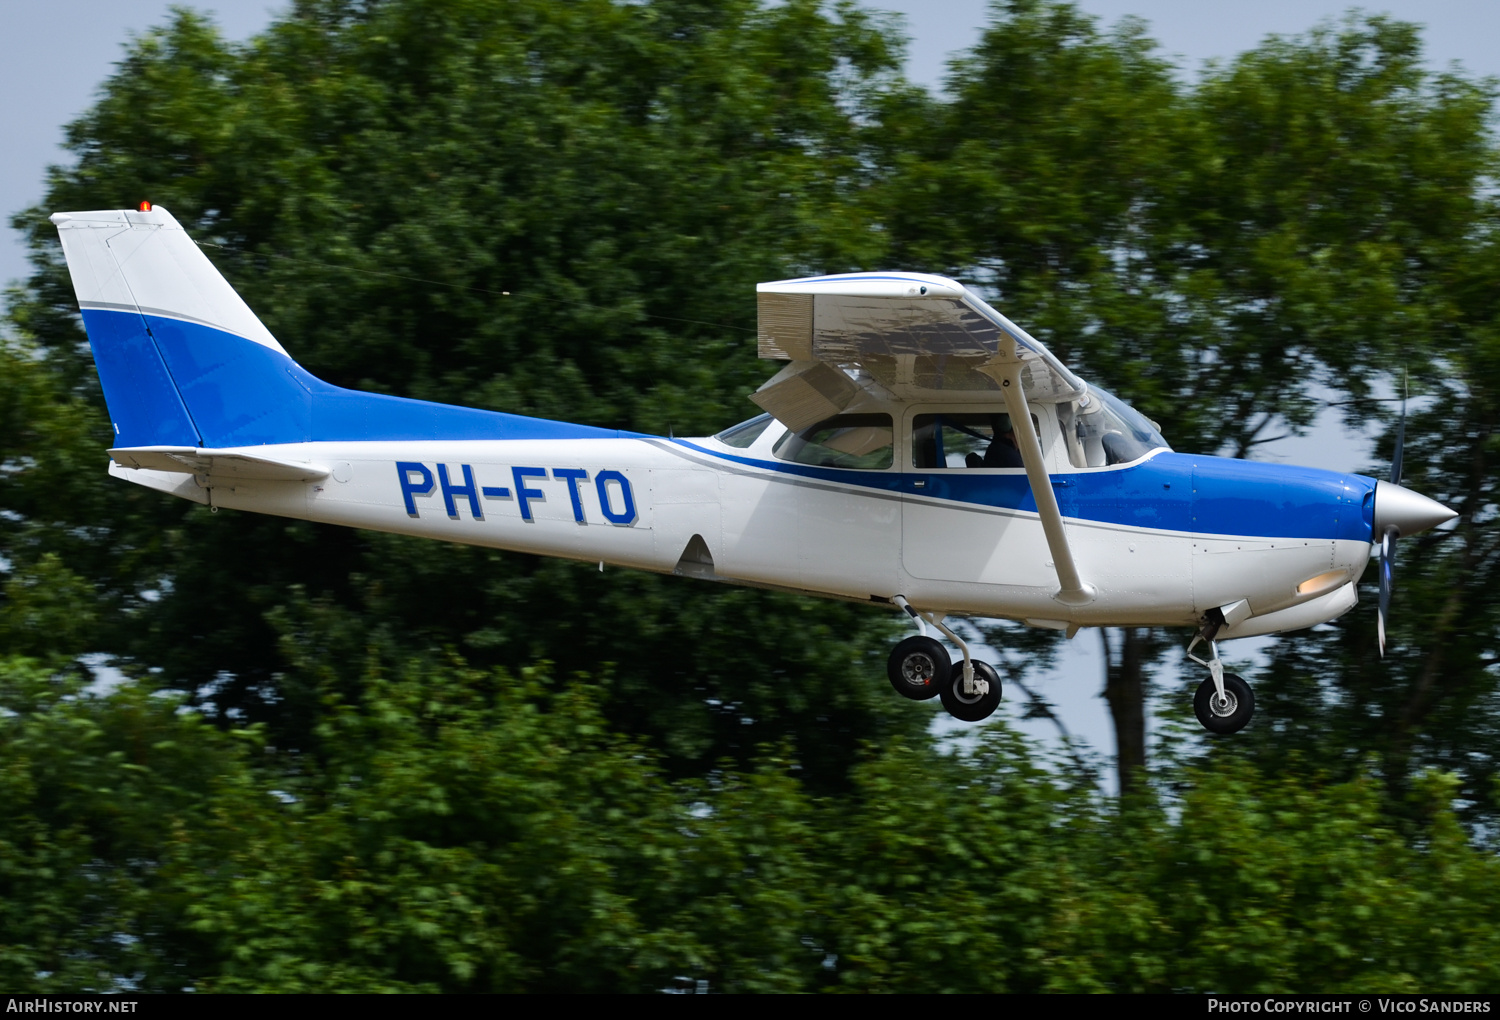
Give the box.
[915,412,1032,470]
[980,415,1024,468]
[958,414,1024,468]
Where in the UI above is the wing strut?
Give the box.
[980,349,1095,606]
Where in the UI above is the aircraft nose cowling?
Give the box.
[1372,480,1458,537]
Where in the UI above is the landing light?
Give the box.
[1296,571,1345,597]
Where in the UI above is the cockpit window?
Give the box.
[1061,386,1170,467]
[912,413,1029,469]
[773,414,893,470]
[714,413,775,448]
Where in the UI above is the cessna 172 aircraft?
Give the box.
[51,204,1457,733]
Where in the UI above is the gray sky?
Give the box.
[1,1,278,288]
[5,0,1484,763]
[882,0,1500,89]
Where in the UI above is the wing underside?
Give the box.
[755,273,1084,404]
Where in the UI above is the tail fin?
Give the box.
[51,206,301,448]
[52,206,631,450]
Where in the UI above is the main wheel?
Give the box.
[1194,673,1254,734]
[887,635,950,701]
[939,660,1002,722]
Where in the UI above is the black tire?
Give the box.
[939,660,1002,722]
[1194,673,1254,734]
[887,635,950,701]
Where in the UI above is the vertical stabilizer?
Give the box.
[51,205,296,448]
[53,206,643,451]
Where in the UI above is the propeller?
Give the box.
[1377,386,1405,656]
[1370,378,1462,655]
[1377,523,1396,655]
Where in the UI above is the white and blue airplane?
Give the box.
[51,204,1457,732]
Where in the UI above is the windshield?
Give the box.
[1062,387,1170,467]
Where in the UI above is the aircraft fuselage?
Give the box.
[118,429,1375,637]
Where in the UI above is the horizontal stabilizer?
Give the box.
[109,446,329,482]
[106,461,210,504]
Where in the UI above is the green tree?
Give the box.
[12,640,1500,993]
[871,2,1495,791]
[1149,13,1492,805]
[1230,209,1500,827]
[4,0,923,786]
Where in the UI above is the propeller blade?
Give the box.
[1378,374,1408,656]
[1390,377,1406,488]
[1377,525,1397,656]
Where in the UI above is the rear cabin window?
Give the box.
[773,414,893,470]
[714,413,775,448]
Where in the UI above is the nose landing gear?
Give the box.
[1193,672,1254,734]
[888,596,1002,722]
[1187,618,1255,734]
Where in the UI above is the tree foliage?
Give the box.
[868,2,1498,790]
[5,0,922,787]
[6,0,1500,991]
[5,653,1500,992]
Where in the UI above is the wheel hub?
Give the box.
[902,654,936,686]
[1211,691,1238,717]
[953,684,986,704]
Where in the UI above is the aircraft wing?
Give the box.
[755,272,1085,408]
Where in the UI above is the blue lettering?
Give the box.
[437,463,482,520]
[595,470,637,526]
[405,462,633,524]
[512,466,548,522]
[552,468,589,523]
[396,461,434,517]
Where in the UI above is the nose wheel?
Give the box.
[1193,673,1254,734]
[1187,623,1255,735]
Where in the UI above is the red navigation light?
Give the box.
[138,200,152,212]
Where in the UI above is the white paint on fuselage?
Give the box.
[137,424,1368,636]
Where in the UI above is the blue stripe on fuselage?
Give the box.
[81,308,644,447]
[80,309,1374,544]
[676,440,1375,543]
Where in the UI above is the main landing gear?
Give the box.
[1186,617,1255,734]
[888,597,1002,722]
[886,600,1256,734]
